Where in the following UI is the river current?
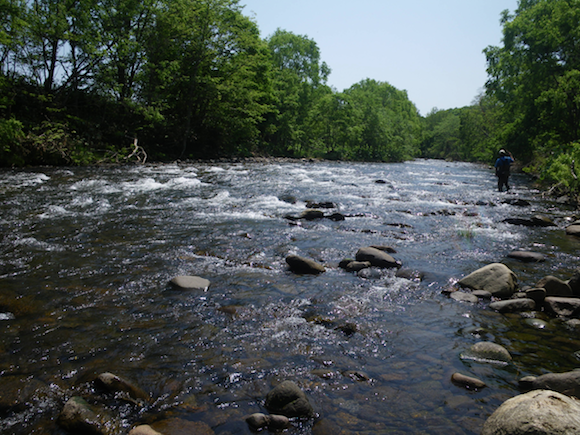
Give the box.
[1,159,580,434]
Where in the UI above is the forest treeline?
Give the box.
[1,0,580,197]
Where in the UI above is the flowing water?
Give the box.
[1,159,580,435]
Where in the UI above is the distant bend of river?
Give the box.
[1,159,580,435]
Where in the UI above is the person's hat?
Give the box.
[499,149,507,156]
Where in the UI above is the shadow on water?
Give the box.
[1,160,580,434]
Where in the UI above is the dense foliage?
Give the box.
[0,0,421,165]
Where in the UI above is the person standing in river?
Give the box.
[495,149,515,192]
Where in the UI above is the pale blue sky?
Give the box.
[241,0,519,115]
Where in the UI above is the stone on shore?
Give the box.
[170,276,210,290]
[489,298,535,313]
[481,390,580,435]
[543,296,580,318]
[457,263,517,298]
[535,275,572,296]
[507,251,545,262]
[286,255,326,275]
[355,246,401,269]
[96,372,150,404]
[451,372,486,390]
[57,396,111,435]
[519,370,580,397]
[264,380,314,418]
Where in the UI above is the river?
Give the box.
[1,159,580,434]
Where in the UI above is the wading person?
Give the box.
[495,149,514,192]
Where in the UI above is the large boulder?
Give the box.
[355,247,400,269]
[519,370,580,398]
[481,390,580,435]
[286,255,325,275]
[543,296,580,318]
[457,263,517,298]
[535,275,572,296]
[264,380,314,418]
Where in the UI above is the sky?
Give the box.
[240,0,519,115]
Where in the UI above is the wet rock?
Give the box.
[338,258,355,269]
[472,290,492,299]
[286,255,326,275]
[536,275,572,296]
[451,372,486,390]
[395,268,424,281]
[503,215,556,227]
[151,418,213,435]
[370,245,397,253]
[305,201,335,209]
[502,198,531,207]
[326,212,345,221]
[524,287,546,303]
[0,375,46,413]
[567,268,580,296]
[245,413,269,430]
[299,209,325,220]
[343,370,371,382]
[268,414,291,429]
[523,318,548,329]
[566,222,580,236]
[519,370,580,397]
[481,390,580,435]
[264,380,314,418]
[461,341,512,364]
[457,263,518,298]
[507,250,545,262]
[355,246,401,269]
[489,298,535,313]
[334,322,358,336]
[344,261,371,272]
[450,291,479,303]
[543,297,580,318]
[57,396,111,435]
[357,267,382,279]
[170,275,210,290]
[96,372,149,404]
[128,425,163,435]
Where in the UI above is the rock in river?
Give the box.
[264,380,314,418]
[543,296,580,318]
[355,246,401,269]
[507,250,545,262]
[519,370,580,397]
[461,341,512,364]
[535,275,572,296]
[458,263,517,298]
[489,298,535,313]
[58,396,112,435]
[481,390,580,435]
[170,275,210,290]
[451,372,486,390]
[286,255,326,275]
[96,372,150,404]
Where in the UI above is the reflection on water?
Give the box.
[1,159,580,434]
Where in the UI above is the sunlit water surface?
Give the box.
[1,159,580,434]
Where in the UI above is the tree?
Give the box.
[484,0,580,161]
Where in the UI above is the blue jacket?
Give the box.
[495,156,513,176]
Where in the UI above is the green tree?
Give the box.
[484,0,580,162]
[265,29,331,156]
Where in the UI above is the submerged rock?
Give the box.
[286,255,326,275]
[458,263,517,298]
[482,390,580,435]
[461,341,512,364]
[264,380,314,418]
[450,291,479,303]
